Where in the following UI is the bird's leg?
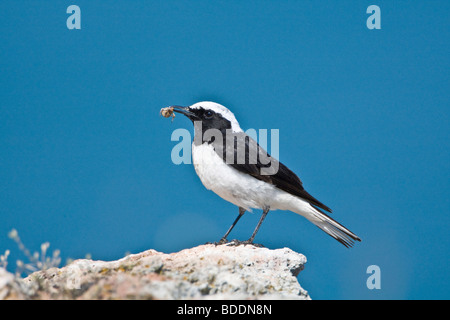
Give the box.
[218,207,246,244]
[246,206,270,244]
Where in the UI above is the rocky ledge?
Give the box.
[0,243,310,300]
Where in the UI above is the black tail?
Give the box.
[309,206,361,248]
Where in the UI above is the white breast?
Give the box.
[191,142,313,216]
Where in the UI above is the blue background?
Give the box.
[1,1,449,299]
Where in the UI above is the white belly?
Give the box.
[191,143,313,215]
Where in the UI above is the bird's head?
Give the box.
[170,101,243,133]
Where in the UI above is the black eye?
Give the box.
[204,110,214,118]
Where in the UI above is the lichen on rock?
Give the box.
[1,244,310,300]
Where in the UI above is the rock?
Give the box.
[0,268,19,299]
[0,243,310,300]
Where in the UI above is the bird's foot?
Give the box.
[205,237,229,246]
[225,239,265,248]
[218,237,229,245]
[206,239,265,247]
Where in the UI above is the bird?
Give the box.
[167,101,361,247]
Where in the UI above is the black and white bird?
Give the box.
[169,101,361,247]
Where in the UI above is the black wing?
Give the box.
[213,132,332,213]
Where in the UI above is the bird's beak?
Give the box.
[170,105,199,121]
